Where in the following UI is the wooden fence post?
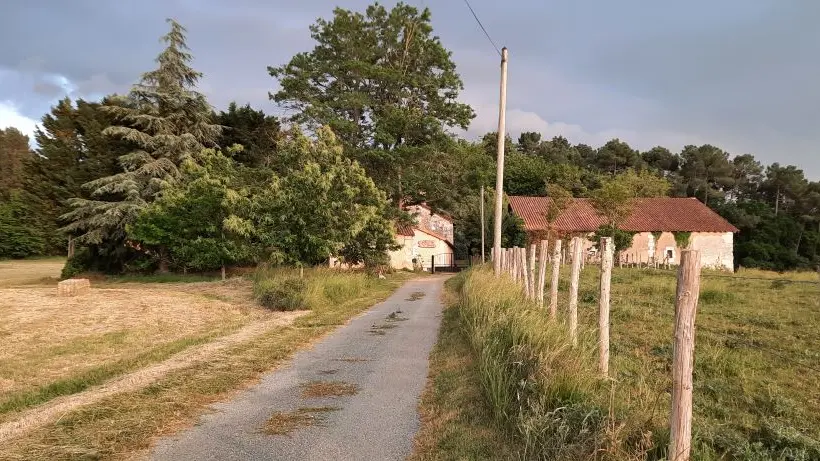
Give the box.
[669,249,701,461]
[568,237,583,346]
[431,255,436,274]
[521,247,531,295]
[598,237,613,377]
[508,248,514,277]
[537,240,548,307]
[549,239,562,320]
[528,243,537,299]
[513,248,519,282]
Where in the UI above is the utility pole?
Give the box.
[492,47,509,276]
[480,185,486,263]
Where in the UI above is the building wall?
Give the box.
[620,231,734,271]
[527,231,735,271]
[388,236,415,270]
[406,205,454,244]
[389,229,454,270]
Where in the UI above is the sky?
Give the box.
[1,0,818,179]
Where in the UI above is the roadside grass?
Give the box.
[0,268,412,460]
[410,278,518,461]
[442,266,819,460]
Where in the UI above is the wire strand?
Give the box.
[461,0,502,56]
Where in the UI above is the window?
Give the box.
[665,247,676,262]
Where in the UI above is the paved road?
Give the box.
[151,276,446,461]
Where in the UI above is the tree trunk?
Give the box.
[157,247,169,273]
[775,187,780,216]
[221,265,226,281]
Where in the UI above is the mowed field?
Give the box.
[0,260,274,423]
[0,259,412,460]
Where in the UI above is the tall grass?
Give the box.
[253,266,379,312]
[453,265,820,460]
[454,268,634,460]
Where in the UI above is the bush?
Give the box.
[254,276,307,311]
[61,248,92,279]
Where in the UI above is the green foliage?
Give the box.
[254,275,308,311]
[593,224,635,256]
[253,127,394,265]
[0,192,47,258]
[252,266,382,313]
[0,127,32,195]
[128,147,256,272]
[61,247,91,279]
[269,2,473,205]
[673,231,692,249]
[215,102,281,168]
[63,19,221,250]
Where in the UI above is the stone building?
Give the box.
[508,196,739,271]
[388,204,454,270]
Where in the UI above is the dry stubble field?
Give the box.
[0,259,280,423]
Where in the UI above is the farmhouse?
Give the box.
[508,196,739,271]
[389,204,455,270]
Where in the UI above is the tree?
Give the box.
[23,97,132,253]
[0,191,46,258]
[253,127,395,265]
[593,139,642,174]
[215,102,281,168]
[537,136,582,165]
[517,131,541,155]
[642,146,680,175]
[729,154,763,201]
[62,19,221,271]
[679,144,734,205]
[269,2,474,204]
[128,147,256,275]
[0,128,32,196]
[762,163,807,216]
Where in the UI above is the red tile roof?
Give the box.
[508,196,739,233]
[395,222,415,237]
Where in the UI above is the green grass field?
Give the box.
[418,265,819,460]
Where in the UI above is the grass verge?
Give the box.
[0,268,412,460]
[409,276,517,461]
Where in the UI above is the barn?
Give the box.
[508,196,739,271]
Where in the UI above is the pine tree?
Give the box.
[62,19,220,255]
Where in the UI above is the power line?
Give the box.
[461,0,502,56]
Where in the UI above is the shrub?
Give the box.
[61,247,92,279]
[254,276,307,311]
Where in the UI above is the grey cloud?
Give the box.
[0,0,818,178]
